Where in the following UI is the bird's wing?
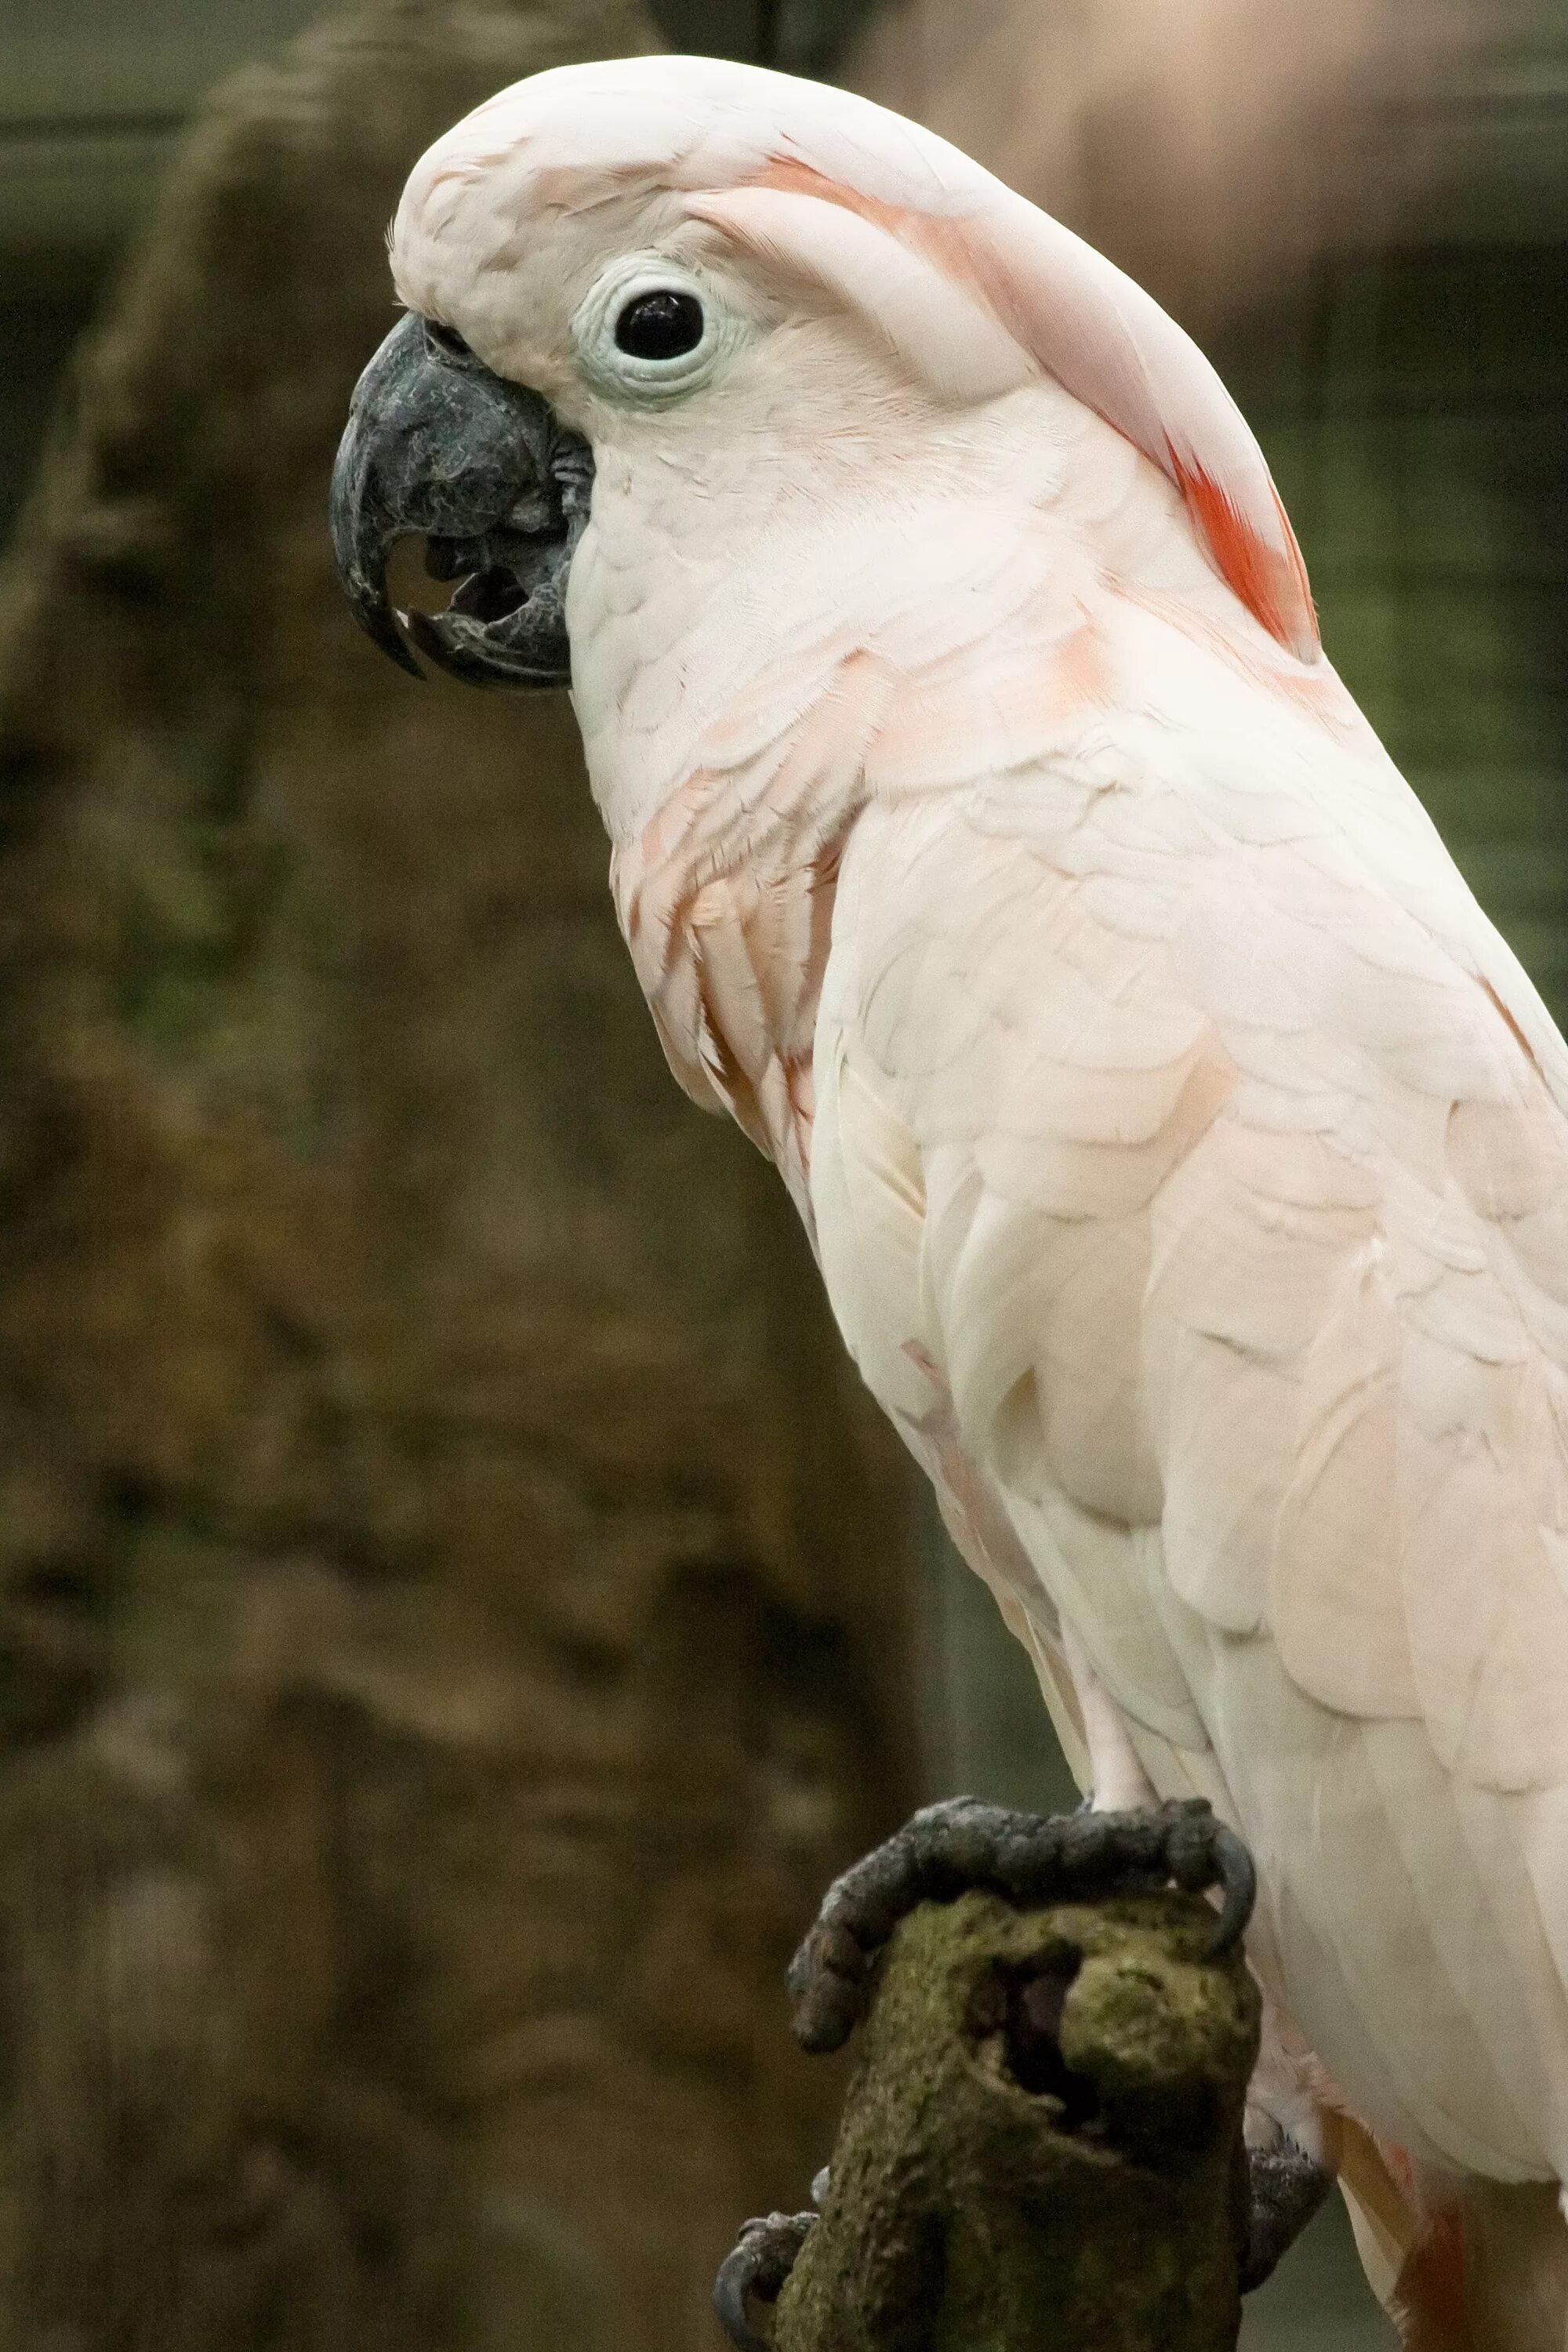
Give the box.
[812,598,1568,2179]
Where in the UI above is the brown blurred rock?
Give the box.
[0,2,924,2344]
[847,0,1565,332]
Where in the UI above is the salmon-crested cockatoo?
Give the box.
[331,53,1568,2348]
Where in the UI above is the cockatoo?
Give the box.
[331,53,1568,2348]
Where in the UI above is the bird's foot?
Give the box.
[713,2209,816,2352]
[1241,2143,1335,2292]
[787,1795,1255,2054]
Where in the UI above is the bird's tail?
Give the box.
[1373,2169,1568,2350]
[1388,2201,1471,2352]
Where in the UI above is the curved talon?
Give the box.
[713,2245,773,2352]
[1206,1820,1258,1955]
[1156,1799,1258,1952]
[713,2213,815,2352]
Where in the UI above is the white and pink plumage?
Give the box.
[386,53,1568,2345]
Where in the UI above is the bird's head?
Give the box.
[331,53,1317,699]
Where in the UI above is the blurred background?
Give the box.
[1,0,1564,2343]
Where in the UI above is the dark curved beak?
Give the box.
[329,310,592,690]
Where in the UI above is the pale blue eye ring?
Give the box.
[572,256,733,401]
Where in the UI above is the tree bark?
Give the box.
[769,1891,1258,2352]
[0,3,924,2346]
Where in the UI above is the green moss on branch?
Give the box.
[771,1890,1259,2352]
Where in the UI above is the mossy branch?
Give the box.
[758,1889,1260,2352]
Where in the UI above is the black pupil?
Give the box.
[615,291,704,361]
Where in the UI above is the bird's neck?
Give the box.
[572,390,1334,1209]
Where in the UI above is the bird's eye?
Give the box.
[425,318,473,363]
[613,291,705,361]
[572,260,729,400]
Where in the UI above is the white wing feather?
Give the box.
[812,570,1568,2183]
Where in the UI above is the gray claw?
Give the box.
[1207,1820,1257,1956]
[713,2212,815,2351]
[1241,2143,1335,2292]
